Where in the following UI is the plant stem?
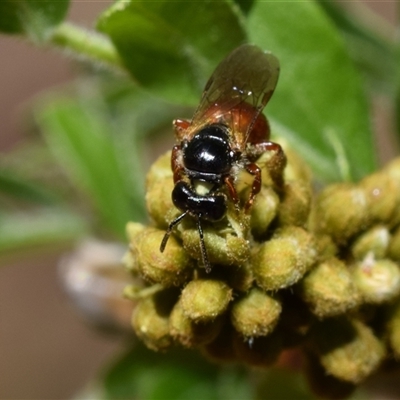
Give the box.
[50,22,126,72]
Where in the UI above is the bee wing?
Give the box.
[191,44,280,143]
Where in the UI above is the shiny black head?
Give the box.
[172,181,226,221]
[160,181,227,273]
[182,124,235,182]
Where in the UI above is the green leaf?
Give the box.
[0,168,59,206]
[36,95,146,239]
[248,0,377,182]
[0,208,87,262]
[233,0,256,15]
[0,0,70,42]
[102,345,253,400]
[317,0,398,96]
[97,0,246,104]
[397,86,400,141]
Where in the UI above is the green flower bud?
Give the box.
[194,262,253,293]
[123,247,138,275]
[300,258,360,318]
[351,225,390,260]
[276,181,312,228]
[283,144,312,184]
[311,183,369,244]
[249,185,280,239]
[310,317,385,383]
[125,222,146,275]
[233,330,282,367]
[132,288,178,351]
[126,221,146,242]
[236,163,272,197]
[352,258,400,304]
[127,223,192,287]
[388,225,400,261]
[315,234,338,262]
[145,151,175,229]
[382,157,400,227]
[305,354,356,400]
[230,287,281,338]
[180,279,232,322]
[182,227,250,267]
[226,263,254,292]
[169,298,223,348]
[252,226,318,290]
[127,130,400,390]
[359,171,398,225]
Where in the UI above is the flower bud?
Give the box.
[351,225,390,260]
[310,317,385,383]
[305,354,356,400]
[315,234,338,262]
[283,144,312,184]
[127,224,192,287]
[382,157,400,227]
[359,171,398,225]
[169,298,223,348]
[123,247,138,275]
[126,221,146,243]
[252,226,318,290]
[249,186,279,239]
[230,287,281,338]
[276,181,312,228]
[145,151,175,229]
[352,258,400,304]
[125,222,146,274]
[182,227,250,267]
[300,258,360,318]
[180,279,232,322]
[226,263,254,292]
[388,225,400,261]
[132,288,178,351]
[311,183,369,244]
[195,262,253,293]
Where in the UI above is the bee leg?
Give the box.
[224,175,240,211]
[196,215,211,273]
[244,162,262,212]
[251,141,286,190]
[160,211,188,253]
[171,145,185,184]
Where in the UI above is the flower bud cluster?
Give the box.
[124,147,400,398]
[308,158,400,385]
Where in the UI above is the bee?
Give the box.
[160,44,286,272]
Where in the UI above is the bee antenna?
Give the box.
[160,211,188,253]
[196,215,211,273]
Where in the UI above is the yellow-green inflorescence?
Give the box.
[124,144,400,397]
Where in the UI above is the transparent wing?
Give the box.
[191,44,280,143]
